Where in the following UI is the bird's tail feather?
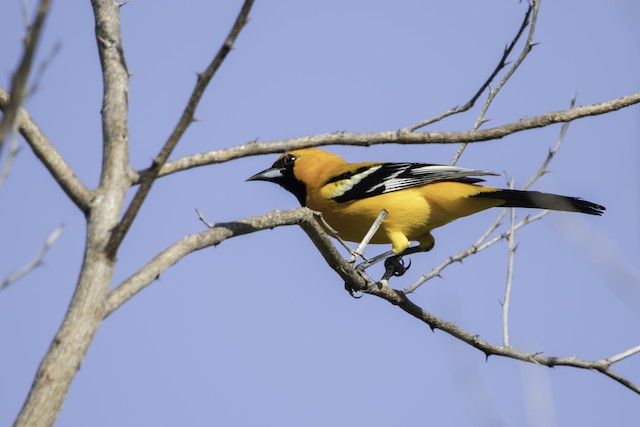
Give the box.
[472,189,605,216]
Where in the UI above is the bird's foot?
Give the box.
[382,255,411,281]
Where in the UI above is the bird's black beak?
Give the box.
[246,166,285,183]
[246,160,307,206]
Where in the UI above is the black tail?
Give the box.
[472,189,605,216]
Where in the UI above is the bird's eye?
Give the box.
[283,154,297,165]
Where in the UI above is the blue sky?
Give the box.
[1,1,639,426]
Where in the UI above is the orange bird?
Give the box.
[248,148,604,261]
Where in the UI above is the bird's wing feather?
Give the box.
[326,162,500,203]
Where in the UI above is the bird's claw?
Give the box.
[344,282,363,298]
[382,256,411,280]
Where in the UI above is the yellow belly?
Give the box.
[307,182,502,252]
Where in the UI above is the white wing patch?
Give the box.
[382,165,498,193]
[329,162,500,203]
[327,165,383,199]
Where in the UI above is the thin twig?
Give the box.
[606,345,640,365]
[502,179,517,347]
[451,0,540,165]
[405,2,534,133]
[195,208,214,228]
[1,225,64,292]
[0,128,20,188]
[522,95,576,190]
[105,0,255,258]
[348,209,387,262]
[20,0,30,26]
[403,210,548,293]
[0,0,52,147]
[27,42,62,99]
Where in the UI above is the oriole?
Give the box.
[248,148,605,255]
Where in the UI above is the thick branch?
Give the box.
[105,0,255,258]
[93,0,131,197]
[14,2,131,426]
[133,91,640,183]
[0,88,92,212]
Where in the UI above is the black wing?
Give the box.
[327,162,499,203]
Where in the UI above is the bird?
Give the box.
[247,148,605,268]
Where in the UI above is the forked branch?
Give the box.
[406,0,536,133]
[105,0,255,258]
[0,88,92,212]
[451,0,540,164]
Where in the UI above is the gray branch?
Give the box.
[106,206,639,394]
[0,0,52,147]
[132,91,640,184]
[0,88,92,212]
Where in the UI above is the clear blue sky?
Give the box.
[1,1,639,426]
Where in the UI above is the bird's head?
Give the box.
[247,148,346,206]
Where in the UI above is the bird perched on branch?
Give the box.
[248,148,604,272]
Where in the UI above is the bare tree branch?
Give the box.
[104,207,366,316]
[0,0,58,191]
[13,1,132,425]
[502,180,516,347]
[405,96,575,293]
[0,88,92,212]
[451,0,540,164]
[105,0,255,259]
[403,210,548,293]
[7,0,638,423]
[0,225,64,292]
[607,345,640,364]
[406,1,535,133]
[522,96,576,190]
[0,0,52,147]
[106,203,639,394]
[131,91,640,184]
[93,0,131,196]
[365,281,640,394]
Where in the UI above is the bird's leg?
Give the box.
[355,244,426,288]
[355,249,395,272]
[350,246,424,294]
[356,245,423,271]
